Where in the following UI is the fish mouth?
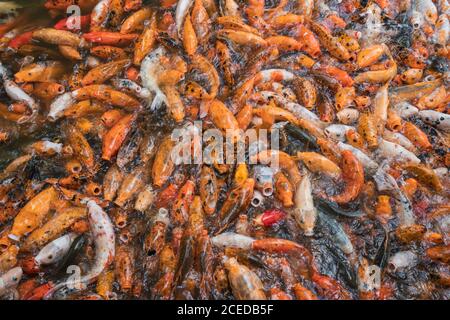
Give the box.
[251,197,262,207]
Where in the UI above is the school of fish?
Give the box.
[0,0,449,300]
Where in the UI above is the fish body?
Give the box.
[48,92,75,121]
[376,139,421,165]
[325,124,354,142]
[47,200,115,297]
[318,211,354,255]
[391,102,419,119]
[337,142,379,173]
[418,110,450,132]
